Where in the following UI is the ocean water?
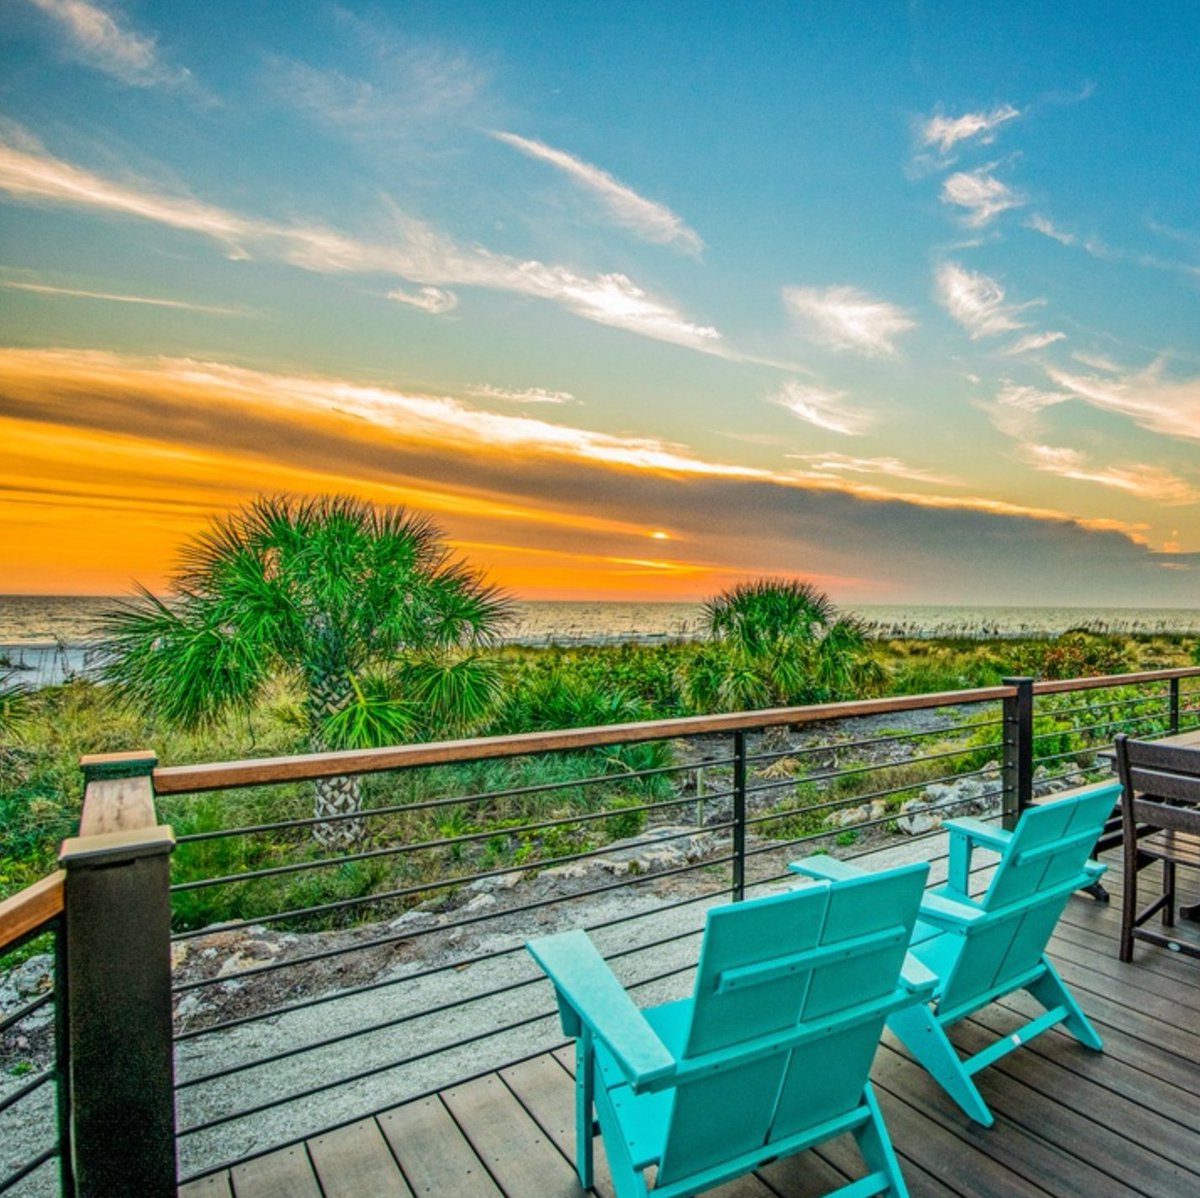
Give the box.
[3,594,1199,687]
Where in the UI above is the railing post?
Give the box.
[1168,676,1180,733]
[58,751,177,1198]
[732,731,747,901]
[1001,678,1034,830]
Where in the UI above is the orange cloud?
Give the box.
[1,347,1194,604]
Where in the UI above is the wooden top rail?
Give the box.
[1033,666,1200,695]
[153,685,1016,795]
[0,871,64,953]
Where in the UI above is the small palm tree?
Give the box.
[0,661,33,742]
[98,495,512,847]
[687,578,879,712]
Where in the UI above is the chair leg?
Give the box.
[1119,843,1138,963]
[851,1083,910,1198]
[1162,861,1176,928]
[591,1074,650,1198]
[887,1005,994,1127]
[575,1030,595,1190]
[1026,957,1102,1051]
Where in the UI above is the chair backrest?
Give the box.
[655,861,928,1187]
[1116,734,1200,833]
[937,786,1115,1015]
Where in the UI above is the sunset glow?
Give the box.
[2,3,1197,605]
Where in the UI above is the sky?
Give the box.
[1,1,1198,606]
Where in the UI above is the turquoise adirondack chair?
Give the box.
[526,861,933,1198]
[791,781,1120,1127]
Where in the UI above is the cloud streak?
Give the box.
[0,279,245,315]
[935,262,1039,339]
[782,285,915,357]
[0,130,725,354]
[921,105,1021,153]
[386,285,458,314]
[492,131,704,255]
[468,384,575,405]
[773,380,872,436]
[940,167,1025,226]
[3,346,1192,601]
[25,0,192,88]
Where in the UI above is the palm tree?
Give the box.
[686,578,880,712]
[98,495,512,847]
[0,661,33,742]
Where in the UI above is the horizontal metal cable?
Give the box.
[171,789,707,892]
[177,913,709,1091]
[1034,690,1168,721]
[0,989,53,1037]
[176,880,727,1042]
[745,767,999,830]
[178,948,702,1138]
[173,850,735,995]
[0,1146,59,1196]
[172,812,733,942]
[744,742,1000,803]
[0,1067,55,1117]
[173,754,698,844]
[745,714,1003,768]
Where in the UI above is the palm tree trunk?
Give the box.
[308,669,363,848]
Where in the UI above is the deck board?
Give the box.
[183,855,1200,1198]
[308,1119,413,1198]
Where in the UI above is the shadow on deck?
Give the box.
[182,856,1199,1198]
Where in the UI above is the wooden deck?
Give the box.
[180,857,1200,1198]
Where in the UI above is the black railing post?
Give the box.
[58,752,176,1198]
[1001,677,1034,830]
[732,731,747,901]
[53,916,74,1198]
[1168,676,1180,733]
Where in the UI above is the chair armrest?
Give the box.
[899,952,939,999]
[1083,860,1107,882]
[526,930,675,1090]
[943,817,1011,850]
[787,854,865,882]
[944,817,1010,895]
[917,890,985,929]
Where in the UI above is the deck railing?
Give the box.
[1,667,1197,1196]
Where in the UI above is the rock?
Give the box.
[896,797,941,836]
[469,871,522,892]
[388,910,439,934]
[174,993,207,1020]
[460,893,497,914]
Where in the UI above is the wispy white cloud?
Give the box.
[1028,212,1200,280]
[386,285,458,314]
[787,452,959,486]
[1005,330,1066,355]
[271,41,487,140]
[467,383,575,405]
[935,262,1040,339]
[1044,362,1200,443]
[1019,443,1200,504]
[25,0,192,88]
[773,380,872,436]
[0,278,244,315]
[0,130,725,355]
[1027,213,1076,245]
[920,104,1021,153]
[781,285,915,357]
[1072,351,1124,373]
[940,167,1025,226]
[491,131,703,255]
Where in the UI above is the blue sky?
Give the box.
[1,1,1198,604]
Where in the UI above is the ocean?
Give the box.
[3,594,1200,687]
